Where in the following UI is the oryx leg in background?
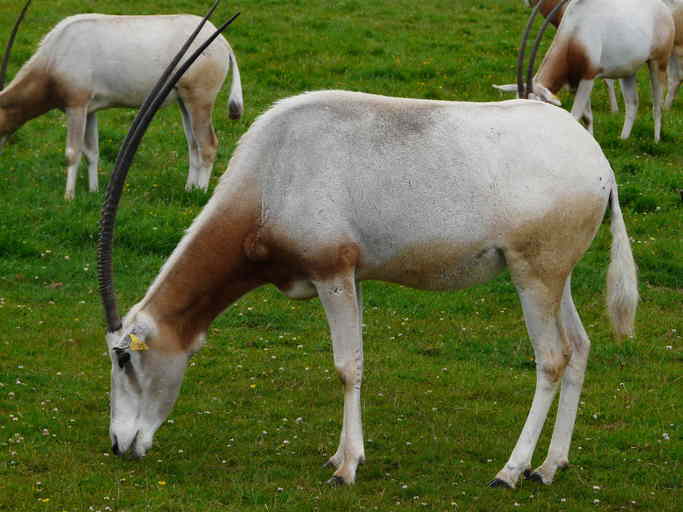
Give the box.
[84,113,100,193]
[178,86,219,191]
[620,76,639,140]
[64,107,100,199]
[605,79,619,113]
[64,105,88,200]
[570,79,595,134]
[648,58,668,141]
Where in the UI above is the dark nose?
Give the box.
[112,435,121,456]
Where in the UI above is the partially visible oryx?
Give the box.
[99,7,638,490]
[522,0,620,112]
[497,0,674,141]
[663,0,683,108]
[0,1,243,199]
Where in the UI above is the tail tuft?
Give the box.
[606,185,639,339]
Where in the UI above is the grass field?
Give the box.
[0,0,681,510]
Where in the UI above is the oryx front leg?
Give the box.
[491,273,569,489]
[64,106,88,200]
[570,80,594,133]
[315,273,365,485]
[527,275,590,485]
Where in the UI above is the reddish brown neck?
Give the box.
[0,69,60,134]
[143,187,265,349]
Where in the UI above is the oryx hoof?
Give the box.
[488,478,513,489]
[524,470,544,484]
[326,475,347,486]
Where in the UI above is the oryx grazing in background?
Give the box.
[0,1,243,200]
[522,0,620,112]
[497,0,674,141]
[663,0,683,108]
[99,6,638,489]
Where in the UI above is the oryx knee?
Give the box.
[65,146,81,166]
[334,358,363,389]
[540,348,572,383]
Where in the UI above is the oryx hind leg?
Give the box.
[648,58,667,142]
[491,253,570,489]
[526,274,590,484]
[315,269,365,485]
[178,89,218,192]
[619,75,639,140]
[605,79,619,113]
[178,98,200,190]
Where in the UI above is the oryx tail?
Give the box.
[607,181,639,338]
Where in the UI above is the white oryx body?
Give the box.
[105,90,638,489]
[0,14,243,199]
[501,0,674,140]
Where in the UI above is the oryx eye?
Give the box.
[114,348,131,369]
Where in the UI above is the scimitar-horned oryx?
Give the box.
[496,0,674,141]
[521,0,620,113]
[98,6,638,490]
[0,0,243,200]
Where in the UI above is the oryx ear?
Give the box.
[531,84,562,106]
[492,83,519,93]
[111,327,151,368]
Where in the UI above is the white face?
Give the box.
[106,330,189,457]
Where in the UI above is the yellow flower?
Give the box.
[158,480,167,486]
[250,384,256,389]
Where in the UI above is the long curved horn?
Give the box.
[97,2,240,333]
[0,0,32,91]
[517,0,545,99]
[525,0,571,98]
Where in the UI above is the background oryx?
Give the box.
[499,0,674,141]
[99,13,638,489]
[0,2,243,199]
[522,0,620,112]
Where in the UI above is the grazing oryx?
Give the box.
[99,9,638,490]
[522,0,620,112]
[498,0,674,141]
[0,1,243,200]
[664,0,683,108]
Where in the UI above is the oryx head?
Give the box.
[106,310,191,457]
[96,0,239,458]
[492,0,568,105]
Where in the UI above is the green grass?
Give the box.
[0,0,681,511]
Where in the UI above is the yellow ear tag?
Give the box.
[129,334,149,351]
